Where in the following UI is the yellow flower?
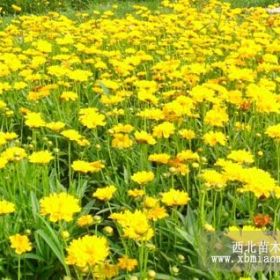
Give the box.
[0,100,7,109]
[227,149,254,164]
[9,234,32,255]
[11,4,21,12]
[265,124,280,140]
[94,262,119,279]
[111,133,133,149]
[1,147,27,162]
[40,192,81,222]
[137,108,164,121]
[0,157,8,169]
[34,40,52,53]
[71,160,105,173]
[110,123,134,134]
[152,122,175,139]
[93,185,117,201]
[148,153,170,164]
[27,90,50,101]
[145,206,168,221]
[204,106,229,127]
[67,69,92,82]
[28,151,54,164]
[45,121,66,132]
[0,200,15,215]
[77,215,94,227]
[131,171,154,185]
[79,108,106,129]
[61,129,89,146]
[161,188,190,207]
[127,188,145,198]
[117,256,138,272]
[2,132,17,141]
[203,131,226,146]
[60,91,78,101]
[143,196,158,209]
[179,129,196,140]
[66,235,109,268]
[201,169,227,189]
[25,112,45,128]
[134,130,156,145]
[176,150,199,162]
[111,210,154,241]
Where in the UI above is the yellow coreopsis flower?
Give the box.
[111,133,133,149]
[200,169,227,189]
[77,215,94,227]
[148,153,170,164]
[0,200,15,215]
[111,210,154,241]
[109,123,134,134]
[25,112,45,128]
[60,91,78,101]
[131,171,154,185]
[179,129,196,140]
[71,160,105,173]
[61,129,90,146]
[134,130,156,145]
[66,235,109,268]
[93,185,117,201]
[79,108,106,129]
[265,124,280,140]
[161,188,190,207]
[117,256,138,272]
[40,192,81,222]
[204,106,229,127]
[28,151,54,164]
[176,150,199,162]
[127,188,145,198]
[152,121,175,139]
[2,132,17,141]
[0,157,8,169]
[227,149,254,164]
[94,262,119,279]
[9,234,32,255]
[45,121,65,132]
[145,206,168,221]
[67,69,92,82]
[1,147,27,162]
[35,40,52,53]
[203,131,227,146]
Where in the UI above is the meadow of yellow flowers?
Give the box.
[0,0,280,279]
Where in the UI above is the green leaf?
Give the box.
[35,215,69,274]
[21,253,45,262]
[36,229,64,266]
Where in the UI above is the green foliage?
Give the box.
[0,0,160,15]
[1,0,86,14]
[0,0,279,15]
[226,0,279,8]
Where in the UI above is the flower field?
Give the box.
[0,0,280,279]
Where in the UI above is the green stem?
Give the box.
[213,191,218,229]
[273,202,280,232]
[200,190,206,226]
[139,242,147,279]
[68,142,72,186]
[18,256,21,280]
[277,142,280,184]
